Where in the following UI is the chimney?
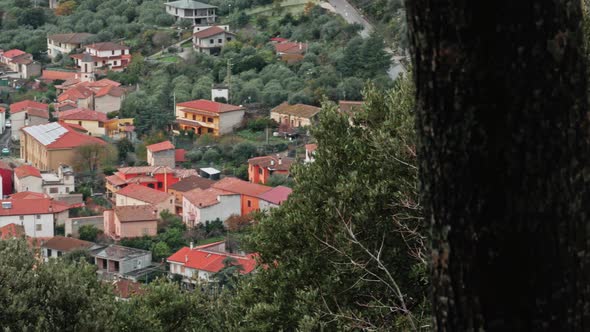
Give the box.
[190,242,194,249]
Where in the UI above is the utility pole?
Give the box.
[226,59,232,103]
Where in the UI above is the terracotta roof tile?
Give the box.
[212,177,271,197]
[167,243,257,274]
[338,100,364,114]
[86,42,129,51]
[258,186,292,205]
[95,85,125,97]
[176,99,243,114]
[305,143,317,152]
[14,165,41,178]
[3,49,26,59]
[193,26,235,39]
[10,191,49,199]
[42,236,94,252]
[0,223,25,239]
[116,184,173,205]
[58,108,108,122]
[21,122,105,149]
[58,85,93,102]
[0,198,70,216]
[175,149,186,163]
[115,205,158,222]
[10,100,48,114]
[146,141,175,153]
[183,187,235,208]
[274,42,308,54]
[168,175,214,192]
[248,155,294,171]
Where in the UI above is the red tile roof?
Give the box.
[0,198,70,216]
[271,102,320,119]
[338,100,365,114]
[116,184,173,205]
[10,191,48,200]
[10,100,48,114]
[270,37,288,43]
[175,149,186,163]
[168,175,214,192]
[0,107,5,113]
[27,108,49,119]
[0,223,25,239]
[58,108,108,122]
[14,165,41,179]
[61,122,88,133]
[212,177,271,197]
[305,143,318,153]
[248,155,294,171]
[22,122,105,149]
[58,85,93,102]
[42,236,94,252]
[3,49,26,59]
[258,186,292,205]
[176,99,244,114]
[194,26,235,39]
[183,187,235,208]
[274,42,308,54]
[117,166,174,175]
[167,243,257,274]
[146,140,175,153]
[95,85,125,98]
[111,279,144,299]
[106,175,127,186]
[115,205,158,222]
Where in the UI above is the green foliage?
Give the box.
[202,149,221,164]
[78,225,102,242]
[117,137,135,163]
[231,142,258,165]
[266,174,294,188]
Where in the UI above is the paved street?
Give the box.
[0,128,11,150]
[324,0,404,80]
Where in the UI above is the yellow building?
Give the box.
[20,122,106,172]
[58,108,107,137]
[175,99,244,136]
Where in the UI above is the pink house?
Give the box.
[104,205,158,239]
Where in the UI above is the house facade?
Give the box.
[247,155,294,184]
[41,165,75,197]
[71,42,131,80]
[182,187,240,227]
[104,205,158,239]
[258,186,292,211]
[270,102,321,129]
[115,184,175,217]
[14,165,42,193]
[58,108,107,137]
[106,166,181,198]
[9,100,49,140]
[0,49,41,79]
[211,177,272,216]
[165,0,217,25]
[47,33,95,60]
[168,175,215,215]
[41,236,96,262]
[192,26,234,55]
[91,245,152,277]
[20,122,106,172]
[146,141,176,169]
[167,241,257,285]
[176,99,244,136]
[0,198,70,238]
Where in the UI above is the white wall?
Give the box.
[116,193,174,217]
[15,175,43,193]
[182,194,240,226]
[11,112,26,140]
[0,214,54,237]
[218,110,244,135]
[259,200,279,212]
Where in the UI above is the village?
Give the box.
[0,0,373,297]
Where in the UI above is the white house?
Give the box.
[41,165,75,197]
[0,198,70,238]
[167,241,257,285]
[47,33,95,60]
[14,165,43,193]
[192,25,235,55]
[182,187,240,227]
[165,0,217,25]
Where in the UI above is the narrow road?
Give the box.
[324,0,404,80]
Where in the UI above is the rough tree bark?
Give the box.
[405,0,590,330]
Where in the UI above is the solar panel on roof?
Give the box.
[23,122,68,146]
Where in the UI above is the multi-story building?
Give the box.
[192,25,235,55]
[104,205,159,239]
[47,33,95,60]
[182,187,240,227]
[270,102,321,129]
[114,184,175,217]
[211,177,272,216]
[71,42,131,81]
[176,99,244,136]
[0,198,71,238]
[168,175,215,215]
[41,236,98,262]
[14,165,42,193]
[20,122,106,171]
[105,166,182,198]
[165,0,217,25]
[9,100,49,140]
[58,108,108,137]
[247,155,294,184]
[146,141,176,169]
[91,245,152,278]
[0,49,41,79]
[40,164,75,197]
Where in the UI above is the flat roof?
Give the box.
[165,0,217,10]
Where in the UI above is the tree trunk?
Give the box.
[405,0,590,330]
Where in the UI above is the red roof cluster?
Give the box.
[10,100,49,114]
[146,140,175,153]
[116,184,173,205]
[58,85,93,102]
[183,187,235,208]
[176,99,243,114]
[167,241,257,274]
[14,165,41,179]
[212,177,271,197]
[58,108,108,122]
[0,198,70,216]
[274,42,308,54]
[2,49,26,59]
[0,223,25,239]
[41,70,78,82]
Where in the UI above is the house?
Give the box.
[41,236,97,261]
[0,198,71,237]
[57,79,126,114]
[270,102,321,130]
[0,161,13,196]
[165,0,217,25]
[58,108,108,137]
[176,99,244,136]
[105,118,135,141]
[248,155,295,184]
[9,100,49,140]
[182,187,240,227]
[115,184,174,216]
[211,177,272,215]
[104,205,159,239]
[20,122,106,171]
[167,241,257,285]
[57,85,94,109]
[94,83,126,114]
[147,141,176,168]
[0,49,41,79]
[258,186,292,211]
[71,42,131,81]
[111,279,144,301]
[40,164,75,197]
[273,41,308,56]
[106,166,181,197]
[91,244,152,277]
[47,33,95,60]
[193,25,235,55]
[305,143,317,163]
[168,175,215,215]
[14,165,42,193]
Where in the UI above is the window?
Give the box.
[65,187,69,193]
[57,251,62,257]
[207,117,213,122]
[50,187,58,194]
[210,39,214,44]
[36,215,41,220]
[19,216,24,221]
[218,39,222,43]
[227,37,232,42]
[158,182,163,189]
[259,168,262,175]
[192,114,196,120]
[94,62,97,66]
[208,128,213,133]
[148,183,155,189]
[114,60,118,66]
[247,200,251,208]
[98,122,104,128]
[298,120,302,127]
[47,249,52,257]
[114,261,120,271]
[112,50,115,55]
[102,259,107,269]
[36,224,42,231]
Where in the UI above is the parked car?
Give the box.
[5,120,11,128]
[2,147,10,155]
